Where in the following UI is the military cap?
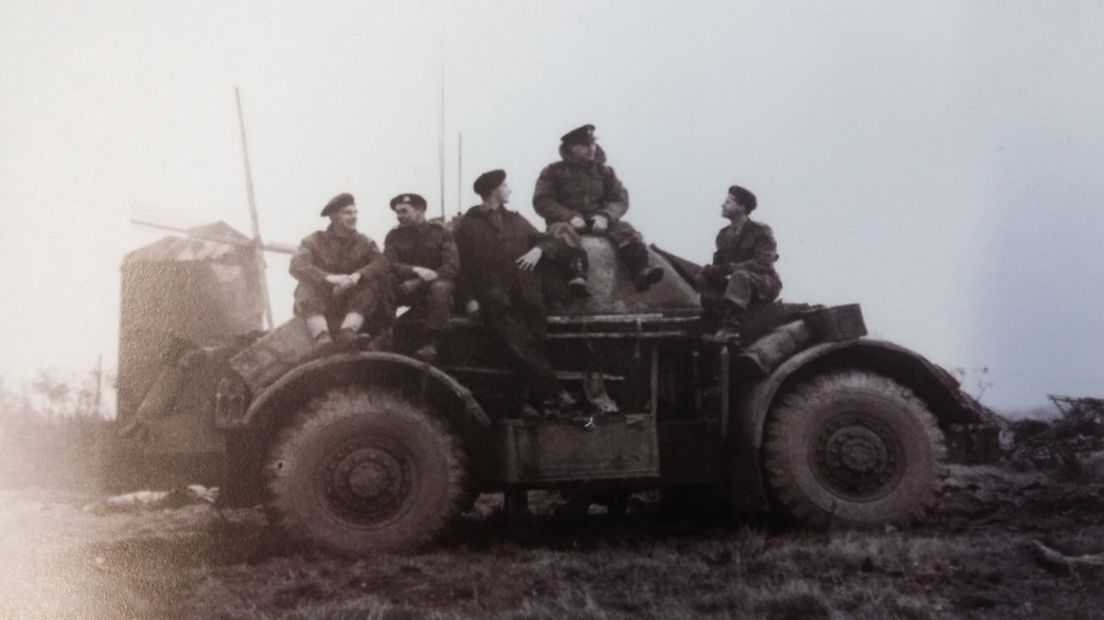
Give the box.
[560,124,597,146]
[389,193,427,210]
[473,169,507,196]
[728,185,757,213]
[321,192,355,217]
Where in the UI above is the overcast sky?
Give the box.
[1,1,1102,411]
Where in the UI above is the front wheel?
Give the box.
[763,370,946,528]
[266,387,467,554]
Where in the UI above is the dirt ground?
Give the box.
[2,463,1102,620]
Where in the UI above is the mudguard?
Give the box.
[221,351,490,431]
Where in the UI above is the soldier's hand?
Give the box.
[329,274,355,294]
[515,247,543,271]
[590,215,609,233]
[701,264,728,285]
[569,216,586,231]
[412,266,438,282]
[465,299,480,319]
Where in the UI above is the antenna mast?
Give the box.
[437,74,446,220]
[457,132,463,216]
[235,87,274,330]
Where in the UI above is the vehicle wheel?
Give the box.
[763,370,946,528]
[267,387,467,554]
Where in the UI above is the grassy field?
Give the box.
[3,464,1102,620]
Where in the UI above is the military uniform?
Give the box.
[455,203,565,403]
[290,224,392,332]
[384,221,459,333]
[701,219,782,313]
[533,125,660,289]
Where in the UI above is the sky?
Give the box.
[1,0,1102,412]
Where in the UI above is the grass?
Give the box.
[2,420,1102,619]
[4,490,1103,619]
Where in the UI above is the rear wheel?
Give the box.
[267,387,467,554]
[763,370,946,528]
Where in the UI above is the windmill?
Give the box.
[131,88,294,330]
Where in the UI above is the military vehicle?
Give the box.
[105,227,990,555]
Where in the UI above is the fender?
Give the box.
[727,338,980,511]
[236,351,490,430]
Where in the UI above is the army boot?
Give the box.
[621,242,663,291]
[567,251,590,297]
[414,330,440,363]
[328,327,361,353]
[709,300,742,344]
[364,328,392,352]
[311,330,340,357]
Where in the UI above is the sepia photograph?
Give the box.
[1,1,1102,618]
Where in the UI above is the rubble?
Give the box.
[1007,396,1104,480]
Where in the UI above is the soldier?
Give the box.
[290,192,392,349]
[701,185,782,340]
[533,123,663,291]
[384,193,459,362]
[455,169,576,416]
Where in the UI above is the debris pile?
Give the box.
[1008,396,1104,480]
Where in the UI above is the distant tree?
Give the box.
[31,370,72,420]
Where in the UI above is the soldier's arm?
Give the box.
[522,216,561,260]
[288,235,330,286]
[355,238,391,281]
[436,228,460,281]
[733,227,779,273]
[597,166,629,223]
[383,231,417,280]
[533,165,580,223]
[702,240,728,283]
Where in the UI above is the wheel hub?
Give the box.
[327,446,409,522]
[814,413,901,499]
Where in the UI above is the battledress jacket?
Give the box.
[383,221,459,281]
[289,224,391,318]
[533,145,629,224]
[454,204,562,314]
[711,219,783,302]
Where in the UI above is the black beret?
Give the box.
[389,193,427,210]
[321,192,355,217]
[473,169,507,196]
[560,124,596,146]
[728,185,757,213]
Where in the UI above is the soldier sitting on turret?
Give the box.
[290,192,392,350]
[700,185,782,341]
[384,193,459,363]
[533,123,664,292]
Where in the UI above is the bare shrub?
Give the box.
[0,368,112,490]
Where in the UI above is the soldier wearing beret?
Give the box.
[384,193,459,362]
[290,192,393,349]
[455,169,577,416]
[700,185,783,340]
[533,124,663,291]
